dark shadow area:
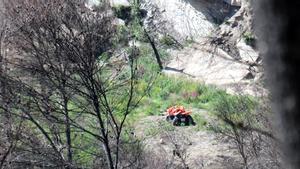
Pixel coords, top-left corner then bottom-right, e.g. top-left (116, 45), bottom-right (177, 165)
top-left (183, 0), bottom-right (240, 25)
top-left (112, 6), bottom-right (147, 24)
top-left (255, 1), bottom-right (300, 169)
top-left (164, 66), bottom-right (184, 72)
top-left (166, 114), bottom-right (196, 126)
top-left (164, 66), bottom-right (196, 78)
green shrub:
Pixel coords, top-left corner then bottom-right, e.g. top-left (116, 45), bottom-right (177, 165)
top-left (213, 94), bottom-right (257, 125)
top-left (192, 114), bottom-right (208, 131)
top-left (159, 48), bottom-right (170, 61)
top-left (112, 5), bottom-right (132, 20)
top-left (159, 35), bottom-right (175, 47)
top-left (195, 85), bottom-right (226, 109)
top-left (129, 17), bottom-right (148, 42)
top-left (141, 75), bottom-right (229, 111)
top-left (242, 31), bottom-right (256, 47)
top-left (113, 25), bottom-right (130, 46)
top-left (184, 37), bottom-right (195, 47)
top-left (113, 3), bottom-right (147, 42)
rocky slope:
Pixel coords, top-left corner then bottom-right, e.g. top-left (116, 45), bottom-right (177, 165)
top-left (141, 0), bottom-right (240, 42)
top-left (163, 40), bottom-right (265, 96)
top-left (105, 0), bottom-right (265, 95)
top-left (140, 0), bottom-right (265, 96)
top-left (135, 110), bottom-right (243, 169)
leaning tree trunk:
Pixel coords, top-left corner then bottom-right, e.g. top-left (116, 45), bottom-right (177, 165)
top-left (144, 29), bottom-right (163, 71)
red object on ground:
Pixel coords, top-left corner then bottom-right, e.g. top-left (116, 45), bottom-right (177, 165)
top-left (166, 106), bottom-right (192, 116)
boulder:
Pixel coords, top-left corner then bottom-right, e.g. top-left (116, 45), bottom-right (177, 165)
top-left (141, 0), bottom-right (231, 42)
top-left (166, 45), bottom-right (250, 85)
top-left (236, 39), bottom-right (259, 64)
top-left (109, 0), bottom-right (130, 7)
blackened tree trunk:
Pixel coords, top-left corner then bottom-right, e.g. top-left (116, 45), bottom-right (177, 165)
top-left (145, 29), bottom-right (163, 71)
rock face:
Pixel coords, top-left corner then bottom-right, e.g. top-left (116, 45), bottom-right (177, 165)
top-left (141, 0), bottom-right (234, 42)
top-left (163, 41), bottom-right (265, 96)
top-left (109, 0), bottom-right (130, 6)
top-left (211, 0), bottom-right (254, 59)
top-left (236, 39), bottom-right (259, 64)
top-left (144, 0), bottom-right (264, 95)
top-left (107, 0), bottom-right (264, 95)
top-left (165, 44), bottom-right (249, 85)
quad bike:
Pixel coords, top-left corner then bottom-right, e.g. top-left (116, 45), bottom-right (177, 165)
top-left (166, 106), bottom-right (196, 126)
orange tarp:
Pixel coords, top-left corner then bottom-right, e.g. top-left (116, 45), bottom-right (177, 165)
top-left (166, 106), bottom-right (191, 116)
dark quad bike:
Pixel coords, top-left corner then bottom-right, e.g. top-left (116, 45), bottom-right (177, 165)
top-left (166, 114), bottom-right (196, 126)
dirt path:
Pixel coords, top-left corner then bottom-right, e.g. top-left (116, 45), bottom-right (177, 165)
top-left (135, 110), bottom-right (243, 169)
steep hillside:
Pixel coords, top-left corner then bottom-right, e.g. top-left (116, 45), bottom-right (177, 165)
top-left (138, 0), bottom-right (264, 95)
top-left (0, 1), bottom-right (280, 169)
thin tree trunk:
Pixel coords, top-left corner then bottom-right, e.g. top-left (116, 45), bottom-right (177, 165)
top-left (103, 139), bottom-right (114, 169)
top-left (134, 0), bottom-right (163, 71)
top-left (144, 29), bottom-right (163, 71)
top-left (0, 30), bottom-right (12, 169)
top-left (0, 143), bottom-right (13, 169)
top-left (92, 92), bottom-right (114, 169)
top-left (63, 95), bottom-right (72, 164)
